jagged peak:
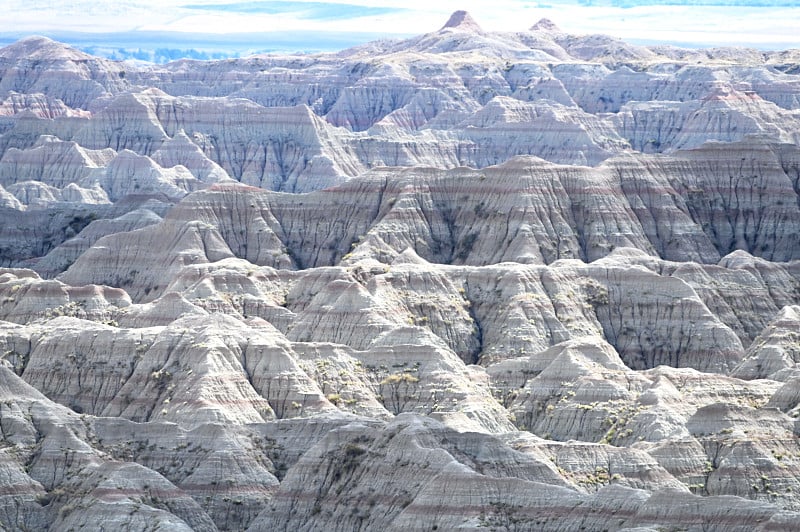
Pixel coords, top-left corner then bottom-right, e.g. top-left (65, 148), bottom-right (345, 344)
top-left (440, 10), bottom-right (483, 33)
top-left (530, 18), bottom-right (562, 33)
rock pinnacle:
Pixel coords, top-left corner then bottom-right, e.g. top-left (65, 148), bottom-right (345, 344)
top-left (530, 18), bottom-right (562, 32)
top-left (440, 10), bottom-right (483, 32)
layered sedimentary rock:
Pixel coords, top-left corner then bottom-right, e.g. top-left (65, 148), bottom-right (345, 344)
top-left (57, 143), bottom-right (800, 303)
top-left (0, 36), bottom-right (128, 109)
top-left (1, 10), bottom-right (800, 532)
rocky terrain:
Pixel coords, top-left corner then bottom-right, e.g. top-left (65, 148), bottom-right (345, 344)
top-left (1, 9), bottom-right (800, 531)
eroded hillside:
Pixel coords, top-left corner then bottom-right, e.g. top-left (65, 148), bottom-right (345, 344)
top-left (1, 10), bottom-right (800, 532)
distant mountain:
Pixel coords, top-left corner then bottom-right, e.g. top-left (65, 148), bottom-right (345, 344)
top-left (0, 29), bottom-right (412, 64)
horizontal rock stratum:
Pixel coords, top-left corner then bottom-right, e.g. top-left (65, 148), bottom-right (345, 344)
top-left (1, 10), bottom-right (800, 532)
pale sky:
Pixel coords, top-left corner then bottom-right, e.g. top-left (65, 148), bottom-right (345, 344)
top-left (2, 0), bottom-right (799, 50)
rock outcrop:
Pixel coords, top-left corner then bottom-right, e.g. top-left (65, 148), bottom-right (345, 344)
top-left (1, 9), bottom-right (800, 532)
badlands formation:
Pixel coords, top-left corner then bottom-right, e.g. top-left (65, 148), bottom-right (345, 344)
top-left (2, 10), bottom-right (800, 531)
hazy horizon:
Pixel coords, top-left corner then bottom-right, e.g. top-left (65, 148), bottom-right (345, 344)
top-left (2, 0), bottom-right (798, 62)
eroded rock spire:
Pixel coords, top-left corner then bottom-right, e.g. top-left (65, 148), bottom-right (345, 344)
top-left (530, 18), bottom-right (562, 32)
top-left (440, 10), bottom-right (483, 32)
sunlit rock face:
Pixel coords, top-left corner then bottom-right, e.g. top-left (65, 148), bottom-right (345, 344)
top-left (1, 10), bottom-right (800, 531)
